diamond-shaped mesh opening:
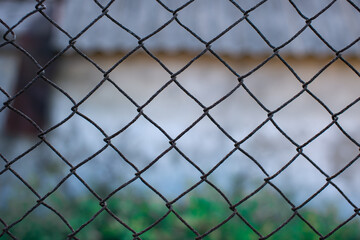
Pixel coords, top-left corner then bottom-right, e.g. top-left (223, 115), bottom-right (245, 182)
top-left (140, 148), bottom-right (203, 199)
top-left (240, 121), bottom-right (296, 175)
top-left (110, 115), bottom-right (170, 170)
top-left (296, 184), bottom-right (357, 237)
top-left (246, 0), bottom-right (306, 48)
top-left (143, 20), bottom-right (205, 58)
top-left (76, 80), bottom-right (139, 134)
top-left (235, 184), bottom-right (294, 237)
top-left (45, 114), bottom-right (107, 165)
top-left (303, 125), bottom-right (359, 176)
top-left (107, 0), bottom-right (174, 38)
top-left (106, 49), bottom-right (172, 105)
top-left (272, 92), bottom-right (331, 144)
top-left (70, 11), bottom-right (139, 54)
top-left (175, 117), bottom-right (235, 172)
top-left (175, 51), bottom-right (239, 106)
top-left (309, 0), bottom-right (360, 52)
top-left (170, 183), bottom-right (233, 236)
top-left (56, 0), bottom-right (108, 37)
top-left (144, 82), bottom-right (204, 137)
top-left (270, 154), bottom-right (327, 206)
top-left (278, 27), bottom-right (333, 56)
top-left (176, 0), bottom-right (243, 42)
top-left (103, 179), bottom-right (170, 232)
top-left (267, 214), bottom-right (321, 239)
top-left (43, 176), bottom-right (103, 230)
top-left (53, 52), bottom-right (106, 102)
top-left (206, 149), bottom-right (266, 204)
top-left (75, 146), bottom-right (137, 197)
top-left (307, 59), bottom-right (360, 113)
top-left (209, 84), bottom-right (267, 140)
top-left (327, 156), bottom-right (360, 206)
top-left (7, 204), bottom-right (72, 239)
top-left (70, 209), bottom-right (134, 240)
top-left (201, 213), bottom-right (260, 240)
top-left (1, 0), bottom-right (360, 238)
top-left (244, 56), bottom-right (302, 110)
top-left (327, 218), bottom-right (360, 240)
top-left (0, 169), bottom-right (38, 224)
top-left (290, 0), bottom-right (334, 18)
top-left (139, 211), bottom-right (199, 240)
top-left (8, 143), bottom-right (69, 196)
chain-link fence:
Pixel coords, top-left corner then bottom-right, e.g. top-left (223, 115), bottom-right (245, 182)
top-left (1, 0), bottom-right (360, 239)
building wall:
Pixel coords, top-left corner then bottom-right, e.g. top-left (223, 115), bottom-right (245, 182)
top-left (47, 52), bottom-right (360, 204)
top-left (1, 51), bottom-right (359, 207)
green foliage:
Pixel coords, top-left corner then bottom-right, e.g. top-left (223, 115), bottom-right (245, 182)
top-left (1, 189), bottom-right (359, 240)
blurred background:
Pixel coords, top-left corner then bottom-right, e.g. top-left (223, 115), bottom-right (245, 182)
top-left (1, 0), bottom-right (360, 239)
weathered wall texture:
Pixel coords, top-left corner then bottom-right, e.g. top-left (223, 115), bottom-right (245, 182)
top-left (34, 52), bottom-right (360, 206)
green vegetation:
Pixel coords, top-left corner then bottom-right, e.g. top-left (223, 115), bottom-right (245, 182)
top-left (1, 188), bottom-right (359, 240)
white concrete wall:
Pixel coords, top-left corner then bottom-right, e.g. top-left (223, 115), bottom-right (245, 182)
top-left (1, 51), bottom-right (359, 209)
top-left (47, 52), bottom-right (360, 207)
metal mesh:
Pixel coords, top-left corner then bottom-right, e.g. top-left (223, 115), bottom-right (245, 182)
top-left (1, 0), bottom-right (360, 239)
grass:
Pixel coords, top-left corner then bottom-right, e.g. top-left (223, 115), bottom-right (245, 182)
top-left (1, 186), bottom-right (359, 240)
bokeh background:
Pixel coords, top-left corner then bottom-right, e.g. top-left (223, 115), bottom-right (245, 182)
top-left (1, 0), bottom-right (360, 239)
